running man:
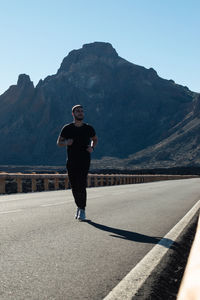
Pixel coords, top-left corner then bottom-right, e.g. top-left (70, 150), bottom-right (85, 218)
top-left (57, 105), bottom-right (98, 220)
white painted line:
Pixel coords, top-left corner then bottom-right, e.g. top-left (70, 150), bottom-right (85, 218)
top-left (0, 209), bottom-right (23, 214)
top-left (111, 191), bottom-right (125, 195)
top-left (103, 200), bottom-right (200, 300)
top-left (40, 201), bottom-right (68, 207)
top-left (0, 190), bottom-right (71, 203)
top-left (88, 195), bottom-right (105, 199)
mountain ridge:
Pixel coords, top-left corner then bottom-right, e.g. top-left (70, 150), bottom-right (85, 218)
top-left (0, 42), bottom-right (199, 169)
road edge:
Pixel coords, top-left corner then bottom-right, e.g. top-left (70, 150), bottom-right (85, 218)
top-left (103, 200), bottom-right (200, 300)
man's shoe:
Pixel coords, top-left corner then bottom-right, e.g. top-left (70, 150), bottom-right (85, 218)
top-left (78, 209), bottom-right (86, 221)
top-left (75, 208), bottom-right (80, 219)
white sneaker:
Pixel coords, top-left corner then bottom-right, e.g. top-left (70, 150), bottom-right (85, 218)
top-left (75, 208), bottom-right (80, 219)
top-left (78, 209), bottom-right (86, 221)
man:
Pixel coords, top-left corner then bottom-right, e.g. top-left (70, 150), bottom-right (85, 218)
top-left (57, 105), bottom-right (98, 221)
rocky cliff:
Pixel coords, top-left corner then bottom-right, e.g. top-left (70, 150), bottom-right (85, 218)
top-left (0, 42), bottom-right (199, 168)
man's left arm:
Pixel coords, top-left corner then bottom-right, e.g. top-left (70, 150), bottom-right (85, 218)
top-left (91, 135), bottom-right (98, 149)
top-left (87, 135), bottom-right (98, 153)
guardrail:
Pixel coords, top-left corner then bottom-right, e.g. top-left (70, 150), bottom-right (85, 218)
top-left (0, 173), bottom-right (198, 195)
top-left (177, 214), bottom-right (200, 300)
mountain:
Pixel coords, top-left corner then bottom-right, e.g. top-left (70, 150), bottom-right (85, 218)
top-left (124, 94), bottom-right (200, 169)
top-left (91, 94), bottom-right (200, 170)
top-left (0, 42), bottom-right (199, 169)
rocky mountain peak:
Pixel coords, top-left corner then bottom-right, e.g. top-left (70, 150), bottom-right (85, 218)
top-left (57, 42), bottom-right (118, 73)
top-left (82, 42), bottom-right (118, 57)
top-left (17, 74), bottom-right (34, 89)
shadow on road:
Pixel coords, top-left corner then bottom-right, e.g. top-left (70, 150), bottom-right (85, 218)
top-left (85, 220), bottom-right (177, 249)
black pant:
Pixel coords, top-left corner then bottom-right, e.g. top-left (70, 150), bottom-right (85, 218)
top-left (67, 162), bottom-right (89, 210)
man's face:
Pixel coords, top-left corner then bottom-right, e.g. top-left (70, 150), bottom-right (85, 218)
top-left (73, 107), bottom-right (84, 121)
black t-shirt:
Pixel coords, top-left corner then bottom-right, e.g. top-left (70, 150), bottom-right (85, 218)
top-left (60, 123), bottom-right (96, 165)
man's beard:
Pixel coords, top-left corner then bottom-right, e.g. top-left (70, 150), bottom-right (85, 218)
top-left (75, 116), bottom-right (84, 121)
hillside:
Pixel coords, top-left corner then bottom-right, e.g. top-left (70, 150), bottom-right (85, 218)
top-left (0, 42), bottom-right (199, 168)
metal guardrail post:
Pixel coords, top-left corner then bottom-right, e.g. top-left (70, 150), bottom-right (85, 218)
top-left (44, 178), bottom-right (49, 191)
top-left (110, 175), bottom-right (114, 186)
top-left (105, 175), bottom-right (109, 186)
top-left (32, 178), bottom-right (37, 192)
top-left (94, 175), bottom-right (98, 187)
top-left (65, 177), bottom-right (69, 189)
top-left (0, 177), bottom-right (5, 194)
top-left (17, 178), bottom-right (22, 193)
top-left (100, 175), bottom-right (104, 186)
top-left (87, 175), bottom-right (91, 188)
top-left (54, 178), bottom-right (59, 190)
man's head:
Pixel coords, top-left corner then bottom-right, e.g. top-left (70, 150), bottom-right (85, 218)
top-left (72, 104), bottom-right (84, 121)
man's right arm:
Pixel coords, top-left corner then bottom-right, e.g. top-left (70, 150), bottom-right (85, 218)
top-left (57, 135), bottom-right (74, 147)
top-left (57, 135), bottom-right (67, 147)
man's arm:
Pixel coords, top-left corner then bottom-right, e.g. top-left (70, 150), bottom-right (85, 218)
top-left (57, 135), bottom-right (73, 147)
top-left (91, 135), bottom-right (98, 149)
top-left (87, 135), bottom-right (98, 153)
top-left (57, 135), bottom-right (66, 147)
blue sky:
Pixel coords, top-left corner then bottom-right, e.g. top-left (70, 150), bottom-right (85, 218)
top-left (0, 0), bottom-right (199, 95)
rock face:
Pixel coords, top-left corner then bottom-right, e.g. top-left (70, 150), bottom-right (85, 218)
top-left (0, 41), bottom-right (199, 168)
top-left (123, 95), bottom-right (200, 169)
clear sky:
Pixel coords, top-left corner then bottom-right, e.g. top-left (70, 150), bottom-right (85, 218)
top-left (0, 0), bottom-right (199, 95)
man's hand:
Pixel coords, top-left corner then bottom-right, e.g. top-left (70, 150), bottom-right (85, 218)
top-left (87, 135), bottom-right (98, 153)
top-left (57, 136), bottom-right (73, 147)
top-left (66, 139), bottom-right (73, 146)
top-left (87, 146), bottom-right (94, 153)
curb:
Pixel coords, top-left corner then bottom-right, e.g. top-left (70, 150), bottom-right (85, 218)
top-left (177, 210), bottom-right (200, 299)
top-left (103, 200), bottom-right (200, 300)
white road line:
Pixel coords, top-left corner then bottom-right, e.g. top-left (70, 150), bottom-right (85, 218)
top-left (88, 195), bottom-right (105, 199)
top-left (40, 201), bottom-right (68, 207)
top-left (104, 199), bottom-right (200, 300)
top-left (111, 191), bottom-right (126, 195)
top-left (0, 190), bottom-right (71, 203)
top-left (0, 209), bottom-right (23, 214)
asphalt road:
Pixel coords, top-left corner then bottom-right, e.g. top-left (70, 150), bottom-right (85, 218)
top-left (0, 178), bottom-right (200, 300)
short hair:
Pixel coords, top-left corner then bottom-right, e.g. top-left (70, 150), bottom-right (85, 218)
top-left (72, 104), bottom-right (83, 113)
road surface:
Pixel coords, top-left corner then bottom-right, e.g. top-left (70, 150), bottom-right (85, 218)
top-left (0, 178), bottom-right (200, 299)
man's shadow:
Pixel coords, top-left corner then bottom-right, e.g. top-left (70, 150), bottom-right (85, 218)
top-left (85, 220), bottom-right (177, 249)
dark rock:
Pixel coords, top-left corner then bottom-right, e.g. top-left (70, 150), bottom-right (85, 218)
top-left (58, 42), bottom-right (118, 73)
top-left (193, 94), bottom-right (200, 117)
top-left (17, 74), bottom-right (34, 89)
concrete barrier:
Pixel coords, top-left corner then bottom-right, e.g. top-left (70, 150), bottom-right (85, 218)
top-left (0, 172), bottom-right (198, 194)
top-left (177, 214), bottom-right (200, 300)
